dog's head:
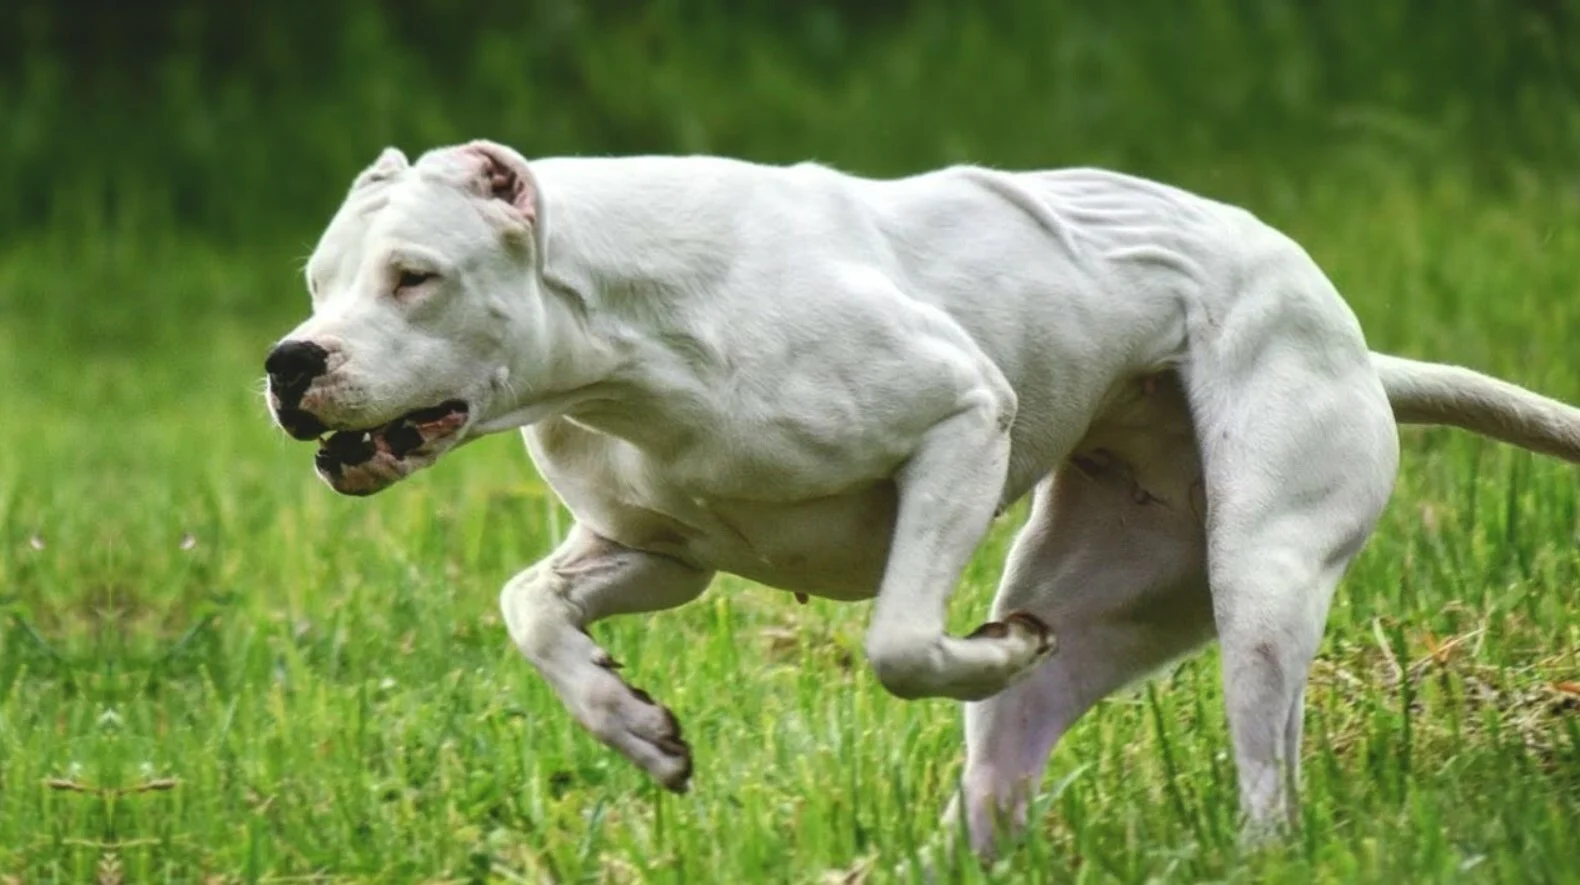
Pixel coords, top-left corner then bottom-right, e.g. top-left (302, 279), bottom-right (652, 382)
top-left (265, 141), bottom-right (568, 495)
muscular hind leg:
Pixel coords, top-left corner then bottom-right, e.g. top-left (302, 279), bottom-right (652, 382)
top-left (1185, 317), bottom-right (1400, 836)
top-left (953, 333), bottom-right (1401, 855)
top-left (958, 613), bottom-right (1211, 858)
top-left (956, 443), bottom-right (1213, 858)
top-left (1208, 505), bottom-right (1389, 836)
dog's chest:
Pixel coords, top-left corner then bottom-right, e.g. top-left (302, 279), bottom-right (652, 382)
top-left (525, 419), bottom-right (898, 599)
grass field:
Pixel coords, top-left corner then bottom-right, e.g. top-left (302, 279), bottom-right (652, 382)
top-left (1, 159), bottom-right (1577, 883)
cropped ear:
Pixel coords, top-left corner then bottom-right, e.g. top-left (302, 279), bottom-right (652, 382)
top-left (460, 140), bottom-right (538, 226)
top-left (352, 147), bottom-right (409, 190)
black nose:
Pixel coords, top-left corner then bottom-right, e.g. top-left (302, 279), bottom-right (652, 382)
top-left (265, 340), bottom-right (329, 390)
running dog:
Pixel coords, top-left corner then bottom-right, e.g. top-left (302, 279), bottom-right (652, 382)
top-left (265, 141), bottom-right (1580, 857)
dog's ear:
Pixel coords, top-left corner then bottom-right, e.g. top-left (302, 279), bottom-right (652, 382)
top-left (461, 140), bottom-right (538, 227)
top-left (351, 147), bottom-right (409, 190)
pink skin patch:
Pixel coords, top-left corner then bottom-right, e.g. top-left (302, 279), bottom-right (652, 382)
top-left (463, 141), bottom-right (538, 224)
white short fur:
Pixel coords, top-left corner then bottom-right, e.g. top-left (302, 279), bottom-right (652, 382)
top-left (270, 141), bottom-right (1580, 859)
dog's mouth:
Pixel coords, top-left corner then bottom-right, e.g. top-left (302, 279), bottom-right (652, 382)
top-left (311, 399), bottom-right (470, 496)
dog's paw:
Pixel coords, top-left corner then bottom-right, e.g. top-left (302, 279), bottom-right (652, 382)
top-left (966, 610), bottom-right (1057, 661)
top-left (582, 663), bottom-right (693, 792)
top-left (945, 610), bottom-right (1057, 697)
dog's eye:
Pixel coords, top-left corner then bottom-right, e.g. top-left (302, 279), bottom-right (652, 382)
top-left (395, 270), bottom-right (437, 293)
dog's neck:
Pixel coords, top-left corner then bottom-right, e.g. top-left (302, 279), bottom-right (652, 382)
top-left (493, 159), bottom-right (747, 447)
top-left (529, 157), bottom-right (743, 313)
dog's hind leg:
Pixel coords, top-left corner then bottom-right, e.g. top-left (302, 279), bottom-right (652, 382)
top-left (954, 449), bottom-right (1212, 860)
top-left (500, 525), bottom-right (713, 792)
top-left (1182, 289), bottom-right (1400, 836)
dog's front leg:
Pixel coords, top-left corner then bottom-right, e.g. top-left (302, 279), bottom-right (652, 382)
top-left (864, 399), bottom-right (1056, 701)
top-left (500, 524), bottom-right (713, 791)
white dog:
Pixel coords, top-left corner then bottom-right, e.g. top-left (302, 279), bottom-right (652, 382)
top-left (266, 141), bottom-right (1580, 858)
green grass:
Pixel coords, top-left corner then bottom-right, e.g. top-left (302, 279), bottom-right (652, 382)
top-left (3, 165), bottom-right (1579, 881)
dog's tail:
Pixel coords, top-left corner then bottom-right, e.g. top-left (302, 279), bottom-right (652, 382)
top-left (1372, 353), bottom-right (1580, 463)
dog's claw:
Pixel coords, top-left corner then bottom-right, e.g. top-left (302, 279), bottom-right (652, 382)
top-left (656, 731), bottom-right (695, 793)
top-left (649, 713), bottom-right (693, 793)
top-left (661, 740), bottom-right (694, 793)
top-left (1002, 610), bottom-right (1057, 656)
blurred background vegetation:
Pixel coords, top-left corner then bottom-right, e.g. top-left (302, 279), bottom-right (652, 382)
top-left (3, 0), bottom-right (1577, 244)
top-left (0, 0), bottom-right (1573, 364)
